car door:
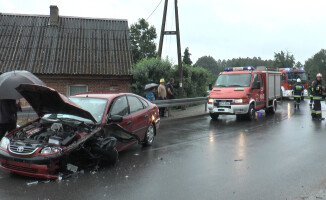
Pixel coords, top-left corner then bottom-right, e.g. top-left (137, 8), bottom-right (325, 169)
top-left (109, 95), bottom-right (133, 133)
top-left (257, 73), bottom-right (265, 109)
top-left (127, 95), bottom-right (148, 140)
top-left (252, 73), bottom-right (262, 109)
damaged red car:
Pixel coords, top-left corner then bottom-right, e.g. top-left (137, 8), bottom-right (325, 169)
top-left (0, 84), bottom-right (160, 179)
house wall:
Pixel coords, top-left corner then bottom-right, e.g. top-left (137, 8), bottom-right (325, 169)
top-left (37, 74), bottom-right (132, 96)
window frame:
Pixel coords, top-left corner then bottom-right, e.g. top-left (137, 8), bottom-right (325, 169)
top-left (68, 84), bottom-right (88, 96)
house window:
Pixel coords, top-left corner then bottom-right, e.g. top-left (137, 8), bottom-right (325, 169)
top-left (68, 85), bottom-right (88, 96)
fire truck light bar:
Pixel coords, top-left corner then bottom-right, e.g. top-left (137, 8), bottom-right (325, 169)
top-left (224, 66), bottom-right (255, 72)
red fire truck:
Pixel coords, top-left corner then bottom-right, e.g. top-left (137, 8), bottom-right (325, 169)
top-left (208, 67), bottom-right (282, 120)
top-left (278, 68), bottom-right (308, 98)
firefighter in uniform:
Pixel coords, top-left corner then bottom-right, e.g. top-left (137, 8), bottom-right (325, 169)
top-left (309, 80), bottom-right (315, 108)
top-left (311, 73), bottom-right (324, 120)
top-left (292, 78), bottom-right (304, 109)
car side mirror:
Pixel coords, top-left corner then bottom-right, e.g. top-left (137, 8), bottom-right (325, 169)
top-left (209, 84), bottom-right (212, 90)
top-left (107, 115), bottom-right (123, 123)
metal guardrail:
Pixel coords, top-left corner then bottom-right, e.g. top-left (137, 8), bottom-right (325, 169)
top-left (18, 97), bottom-right (209, 119)
top-left (152, 97), bottom-right (208, 117)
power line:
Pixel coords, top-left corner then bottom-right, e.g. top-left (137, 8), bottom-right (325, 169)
top-left (146, 0), bottom-right (163, 20)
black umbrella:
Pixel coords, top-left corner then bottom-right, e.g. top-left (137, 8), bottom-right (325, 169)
top-left (144, 83), bottom-right (159, 91)
top-left (0, 70), bottom-right (45, 99)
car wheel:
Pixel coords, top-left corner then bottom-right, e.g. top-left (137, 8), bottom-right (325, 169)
top-left (210, 113), bottom-right (219, 120)
top-left (143, 123), bottom-right (155, 146)
top-left (247, 104), bottom-right (256, 120)
top-left (270, 100), bottom-right (277, 114)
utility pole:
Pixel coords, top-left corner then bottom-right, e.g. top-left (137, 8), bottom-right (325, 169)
top-left (158, 0), bottom-right (184, 98)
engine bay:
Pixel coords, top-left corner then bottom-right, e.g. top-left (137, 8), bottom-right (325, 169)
top-left (12, 119), bottom-right (93, 146)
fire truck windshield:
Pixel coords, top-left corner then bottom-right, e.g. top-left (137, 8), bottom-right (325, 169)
top-left (286, 72), bottom-right (306, 83)
top-left (215, 74), bottom-right (252, 87)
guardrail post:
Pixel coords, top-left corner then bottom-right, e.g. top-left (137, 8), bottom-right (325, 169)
top-left (168, 107), bottom-right (171, 117)
top-left (205, 102), bottom-right (207, 112)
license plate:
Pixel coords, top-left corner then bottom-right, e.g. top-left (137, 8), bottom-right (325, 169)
top-left (218, 109), bottom-right (225, 111)
top-left (219, 102), bottom-right (230, 106)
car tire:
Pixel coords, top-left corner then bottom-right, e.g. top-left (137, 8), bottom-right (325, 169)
top-left (210, 113), bottom-right (219, 120)
top-left (143, 123), bottom-right (155, 146)
top-left (247, 104), bottom-right (256, 120)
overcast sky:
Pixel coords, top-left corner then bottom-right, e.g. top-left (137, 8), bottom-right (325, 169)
top-left (1, 0), bottom-right (326, 65)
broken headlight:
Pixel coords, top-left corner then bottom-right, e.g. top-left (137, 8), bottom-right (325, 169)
top-left (40, 146), bottom-right (62, 154)
top-left (0, 137), bottom-right (10, 150)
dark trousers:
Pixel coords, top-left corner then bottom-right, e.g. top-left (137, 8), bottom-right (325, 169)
top-left (294, 97), bottom-right (301, 105)
top-left (159, 97), bottom-right (166, 117)
top-left (310, 96), bottom-right (313, 106)
top-left (0, 122), bottom-right (16, 138)
top-left (312, 99), bottom-right (322, 119)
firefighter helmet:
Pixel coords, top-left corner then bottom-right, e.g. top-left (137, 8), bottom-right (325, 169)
top-left (297, 78), bottom-right (301, 83)
top-left (317, 73), bottom-right (322, 78)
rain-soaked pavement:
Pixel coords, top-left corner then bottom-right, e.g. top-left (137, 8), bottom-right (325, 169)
top-left (2, 99), bottom-right (326, 200)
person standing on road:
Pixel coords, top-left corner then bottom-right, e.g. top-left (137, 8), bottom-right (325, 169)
top-left (309, 80), bottom-right (315, 108)
top-left (0, 100), bottom-right (21, 138)
top-left (311, 73), bottom-right (324, 120)
top-left (166, 78), bottom-right (175, 99)
top-left (158, 78), bottom-right (167, 117)
top-left (292, 78), bottom-right (304, 109)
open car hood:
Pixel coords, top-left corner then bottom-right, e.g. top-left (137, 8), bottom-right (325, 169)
top-left (16, 84), bottom-right (96, 123)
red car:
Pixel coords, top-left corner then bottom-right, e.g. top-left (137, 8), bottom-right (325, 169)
top-left (0, 84), bottom-right (160, 179)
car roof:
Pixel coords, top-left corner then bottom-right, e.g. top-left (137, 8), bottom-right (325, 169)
top-left (71, 93), bottom-right (140, 100)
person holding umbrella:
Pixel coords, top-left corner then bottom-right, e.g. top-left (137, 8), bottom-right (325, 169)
top-left (0, 100), bottom-right (21, 137)
top-left (144, 83), bottom-right (159, 102)
top-left (0, 70), bottom-right (45, 137)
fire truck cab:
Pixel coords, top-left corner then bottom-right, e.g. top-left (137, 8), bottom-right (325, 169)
top-left (208, 67), bottom-right (282, 120)
top-left (279, 68), bottom-right (308, 98)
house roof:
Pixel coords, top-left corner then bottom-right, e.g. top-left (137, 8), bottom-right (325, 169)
top-left (0, 12), bottom-right (133, 75)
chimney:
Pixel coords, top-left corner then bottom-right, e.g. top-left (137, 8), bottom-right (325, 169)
top-left (49, 5), bottom-right (59, 25)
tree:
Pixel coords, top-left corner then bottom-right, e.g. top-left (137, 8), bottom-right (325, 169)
top-left (131, 57), bottom-right (172, 95)
top-left (183, 47), bottom-right (192, 65)
top-left (304, 49), bottom-right (326, 81)
top-left (130, 18), bottom-right (157, 64)
top-left (194, 56), bottom-right (220, 74)
top-left (273, 51), bottom-right (295, 68)
top-left (295, 61), bottom-right (303, 68)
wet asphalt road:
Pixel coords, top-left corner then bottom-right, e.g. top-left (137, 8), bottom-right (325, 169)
top-left (2, 100), bottom-right (326, 200)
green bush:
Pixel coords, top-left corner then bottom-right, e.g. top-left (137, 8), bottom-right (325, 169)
top-left (131, 57), bottom-right (172, 96)
top-left (170, 64), bottom-right (210, 98)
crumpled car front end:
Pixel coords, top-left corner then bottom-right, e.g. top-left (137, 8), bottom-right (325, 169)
top-left (0, 119), bottom-right (98, 179)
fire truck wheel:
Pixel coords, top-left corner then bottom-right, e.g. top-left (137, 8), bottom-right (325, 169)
top-left (210, 113), bottom-right (219, 120)
top-left (247, 104), bottom-right (256, 120)
top-left (270, 100), bottom-right (277, 114)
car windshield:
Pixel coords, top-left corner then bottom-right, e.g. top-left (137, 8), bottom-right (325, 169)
top-left (215, 74), bottom-right (252, 87)
top-left (42, 97), bottom-right (108, 123)
top-left (287, 72), bottom-right (307, 83)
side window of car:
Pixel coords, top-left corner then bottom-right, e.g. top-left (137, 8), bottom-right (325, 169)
top-left (258, 74), bottom-right (263, 88)
top-left (128, 96), bottom-right (144, 113)
top-left (139, 98), bottom-right (148, 108)
top-left (252, 73), bottom-right (258, 87)
top-left (110, 96), bottom-right (129, 117)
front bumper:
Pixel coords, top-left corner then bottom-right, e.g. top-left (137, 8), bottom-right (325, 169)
top-left (208, 104), bottom-right (249, 115)
top-left (0, 149), bottom-right (61, 179)
top-left (0, 158), bottom-right (58, 179)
